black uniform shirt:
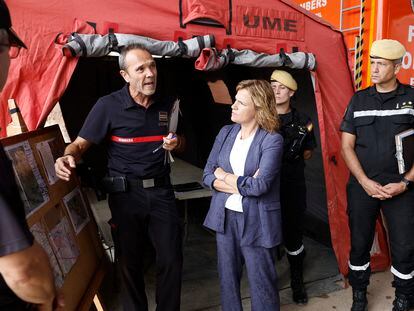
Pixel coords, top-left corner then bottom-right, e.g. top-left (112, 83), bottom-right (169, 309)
top-left (279, 108), bottom-right (317, 179)
top-left (340, 83), bottom-right (414, 183)
top-left (79, 84), bottom-right (175, 179)
top-left (0, 145), bottom-right (33, 306)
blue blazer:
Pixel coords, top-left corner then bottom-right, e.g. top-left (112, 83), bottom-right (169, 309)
top-left (203, 124), bottom-right (284, 248)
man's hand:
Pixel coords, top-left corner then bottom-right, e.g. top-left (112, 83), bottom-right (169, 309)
top-left (54, 155), bottom-right (76, 181)
top-left (360, 178), bottom-right (392, 200)
top-left (54, 137), bottom-right (91, 181)
top-left (382, 182), bottom-right (407, 197)
top-left (162, 133), bottom-right (178, 151)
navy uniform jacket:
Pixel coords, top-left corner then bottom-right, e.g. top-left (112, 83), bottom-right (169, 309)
top-left (0, 145), bottom-right (33, 307)
top-left (203, 124), bottom-right (284, 248)
top-left (79, 84), bottom-right (176, 179)
top-left (279, 107), bottom-right (317, 181)
top-left (340, 83), bottom-right (414, 184)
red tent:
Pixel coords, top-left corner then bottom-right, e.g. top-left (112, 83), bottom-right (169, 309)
top-left (1, 0), bottom-right (390, 277)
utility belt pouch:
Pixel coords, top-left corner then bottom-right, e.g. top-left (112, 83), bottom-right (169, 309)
top-left (101, 176), bottom-right (128, 193)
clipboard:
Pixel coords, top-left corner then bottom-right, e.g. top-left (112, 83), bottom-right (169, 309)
top-left (395, 128), bottom-right (414, 174)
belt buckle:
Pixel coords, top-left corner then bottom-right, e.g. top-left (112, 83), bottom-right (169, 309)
top-left (142, 178), bottom-right (155, 188)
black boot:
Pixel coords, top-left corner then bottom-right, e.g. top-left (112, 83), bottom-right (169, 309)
top-left (287, 252), bottom-right (308, 304)
top-left (351, 289), bottom-right (368, 311)
top-left (392, 275), bottom-right (414, 310)
top-left (392, 294), bottom-right (411, 311)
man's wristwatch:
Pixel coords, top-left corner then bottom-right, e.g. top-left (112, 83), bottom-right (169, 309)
top-left (401, 177), bottom-right (412, 189)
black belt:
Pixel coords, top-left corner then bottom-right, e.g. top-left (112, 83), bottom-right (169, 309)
top-left (101, 175), bottom-right (171, 193)
top-left (127, 175), bottom-right (171, 189)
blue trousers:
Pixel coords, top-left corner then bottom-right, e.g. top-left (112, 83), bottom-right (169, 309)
top-left (216, 209), bottom-right (280, 311)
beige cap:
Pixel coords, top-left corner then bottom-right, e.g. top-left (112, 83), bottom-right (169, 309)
top-left (270, 70), bottom-right (297, 91)
top-left (370, 39), bottom-right (406, 60)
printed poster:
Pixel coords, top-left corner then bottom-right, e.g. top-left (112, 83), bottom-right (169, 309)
top-left (5, 141), bottom-right (49, 217)
top-left (36, 138), bottom-right (61, 185)
top-left (48, 216), bottom-right (80, 275)
top-left (30, 222), bottom-right (64, 288)
top-left (63, 187), bottom-right (90, 235)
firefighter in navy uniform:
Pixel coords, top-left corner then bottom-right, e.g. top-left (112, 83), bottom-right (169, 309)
top-left (55, 44), bottom-right (184, 311)
top-left (270, 70), bottom-right (317, 304)
top-left (0, 2), bottom-right (64, 310)
top-left (341, 39), bottom-right (414, 311)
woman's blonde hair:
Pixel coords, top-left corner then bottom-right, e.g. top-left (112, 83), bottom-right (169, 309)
top-left (235, 79), bottom-right (280, 133)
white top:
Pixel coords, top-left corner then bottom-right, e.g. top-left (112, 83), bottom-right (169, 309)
top-left (225, 130), bottom-right (255, 212)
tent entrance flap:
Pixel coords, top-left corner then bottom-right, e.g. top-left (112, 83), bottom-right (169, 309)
top-left (294, 72), bottom-right (330, 246)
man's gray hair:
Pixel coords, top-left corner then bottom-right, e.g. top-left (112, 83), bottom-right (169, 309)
top-left (118, 43), bottom-right (151, 70)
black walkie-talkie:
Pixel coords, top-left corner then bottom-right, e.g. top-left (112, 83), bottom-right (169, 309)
top-left (285, 122), bottom-right (313, 161)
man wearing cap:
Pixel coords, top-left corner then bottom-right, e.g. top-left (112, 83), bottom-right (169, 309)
top-left (341, 39), bottom-right (414, 311)
top-left (0, 1), bottom-right (63, 310)
top-left (270, 70), bottom-right (317, 304)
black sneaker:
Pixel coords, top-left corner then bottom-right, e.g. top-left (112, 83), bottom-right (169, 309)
top-left (351, 289), bottom-right (368, 311)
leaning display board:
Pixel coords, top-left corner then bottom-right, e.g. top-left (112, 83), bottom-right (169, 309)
top-left (0, 125), bottom-right (107, 311)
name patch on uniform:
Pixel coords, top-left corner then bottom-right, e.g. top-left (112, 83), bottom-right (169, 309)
top-left (159, 111), bottom-right (168, 122)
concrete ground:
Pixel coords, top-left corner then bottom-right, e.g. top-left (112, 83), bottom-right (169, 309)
top-left (281, 270), bottom-right (395, 311)
top-left (87, 190), bottom-right (396, 311)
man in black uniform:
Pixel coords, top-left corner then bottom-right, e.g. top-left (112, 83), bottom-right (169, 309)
top-left (0, 1), bottom-right (63, 310)
top-left (270, 70), bottom-right (317, 304)
top-left (341, 39), bottom-right (414, 311)
top-left (55, 44), bottom-right (184, 311)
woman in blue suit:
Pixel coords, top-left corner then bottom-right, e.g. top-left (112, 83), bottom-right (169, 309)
top-left (203, 79), bottom-right (283, 311)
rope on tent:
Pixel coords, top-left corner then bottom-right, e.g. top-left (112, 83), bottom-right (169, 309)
top-left (62, 33), bottom-right (215, 58)
top-left (194, 47), bottom-right (316, 71)
top-left (62, 33), bottom-right (316, 71)
top-left (354, 0), bottom-right (366, 90)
